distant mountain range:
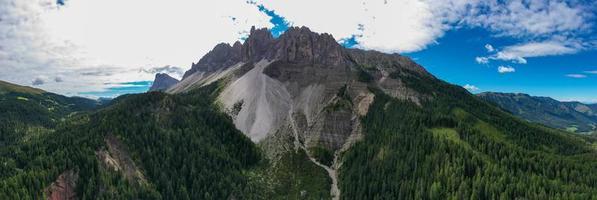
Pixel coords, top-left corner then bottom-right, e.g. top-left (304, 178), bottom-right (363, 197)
top-left (477, 92), bottom-right (597, 133)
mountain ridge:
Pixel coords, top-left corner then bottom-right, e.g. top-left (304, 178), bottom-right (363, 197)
top-left (477, 92), bottom-right (597, 133)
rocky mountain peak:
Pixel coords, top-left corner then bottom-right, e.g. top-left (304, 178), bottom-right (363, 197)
top-left (241, 26), bottom-right (275, 62)
top-left (238, 26), bottom-right (346, 65)
top-left (182, 42), bottom-right (243, 79)
top-left (271, 26), bottom-right (344, 65)
top-left (180, 25), bottom-right (429, 83)
top-left (149, 73), bottom-right (179, 92)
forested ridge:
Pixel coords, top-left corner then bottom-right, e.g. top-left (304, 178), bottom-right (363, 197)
top-left (2, 69), bottom-right (597, 199)
top-left (0, 81), bottom-right (100, 146)
top-left (0, 82), bottom-right (264, 199)
top-left (340, 71), bottom-right (597, 199)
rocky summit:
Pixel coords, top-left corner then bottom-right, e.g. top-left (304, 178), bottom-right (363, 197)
top-left (149, 73), bottom-right (179, 92)
top-left (164, 26), bottom-right (444, 199)
top-left (170, 25), bottom-right (432, 150)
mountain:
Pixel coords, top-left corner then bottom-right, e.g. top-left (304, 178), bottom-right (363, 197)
top-left (148, 73), bottom-right (179, 92)
top-left (477, 92), bottom-right (597, 133)
top-left (0, 80), bottom-right (102, 145)
top-left (3, 27), bottom-right (597, 199)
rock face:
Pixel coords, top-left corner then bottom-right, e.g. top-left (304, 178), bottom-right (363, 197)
top-left (168, 26), bottom-right (433, 198)
top-left (45, 170), bottom-right (78, 200)
top-left (170, 25), bottom-right (432, 151)
top-left (182, 42), bottom-right (243, 79)
top-left (149, 73), bottom-right (179, 92)
top-left (478, 92), bottom-right (597, 133)
top-left (96, 135), bottom-right (148, 186)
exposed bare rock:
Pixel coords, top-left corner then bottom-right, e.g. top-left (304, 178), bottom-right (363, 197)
top-left (45, 170), bottom-right (78, 200)
top-left (182, 42), bottom-right (242, 79)
top-left (149, 73), bottom-right (179, 92)
top-left (172, 25), bottom-right (435, 156)
top-left (171, 26), bottom-right (436, 198)
top-left (356, 92), bottom-right (375, 116)
top-left (345, 48), bottom-right (429, 76)
top-left (242, 27), bottom-right (275, 62)
top-left (218, 60), bottom-right (291, 142)
top-left (270, 26), bottom-right (345, 66)
top-left (167, 62), bottom-right (244, 93)
top-left (96, 135), bottom-right (147, 186)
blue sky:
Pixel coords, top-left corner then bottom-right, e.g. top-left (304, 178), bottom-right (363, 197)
top-left (0, 0), bottom-right (595, 102)
top-left (79, 81), bottom-right (153, 97)
top-left (259, 1), bottom-right (597, 103)
top-left (405, 28), bottom-right (597, 103)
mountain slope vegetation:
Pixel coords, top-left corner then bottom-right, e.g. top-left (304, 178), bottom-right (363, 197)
top-left (0, 82), bottom-right (265, 199)
top-left (340, 78), bottom-right (597, 199)
top-left (477, 92), bottom-right (597, 134)
top-left (0, 80), bottom-right (101, 146)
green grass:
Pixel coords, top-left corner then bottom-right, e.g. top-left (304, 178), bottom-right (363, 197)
top-left (473, 121), bottom-right (506, 141)
top-left (16, 97), bottom-right (29, 101)
top-left (431, 128), bottom-right (461, 143)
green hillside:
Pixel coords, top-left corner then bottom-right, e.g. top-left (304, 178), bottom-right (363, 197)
top-left (477, 92), bottom-right (597, 133)
top-left (340, 73), bottom-right (597, 199)
top-left (0, 81), bottom-right (101, 146)
top-left (1, 71), bottom-right (597, 199)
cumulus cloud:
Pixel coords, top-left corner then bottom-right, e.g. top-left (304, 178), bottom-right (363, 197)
top-left (566, 74), bottom-right (587, 78)
top-left (254, 0), bottom-right (476, 52)
top-left (0, 0), bottom-right (272, 96)
top-left (498, 66), bottom-right (516, 73)
top-left (463, 84), bottom-right (479, 91)
top-left (462, 0), bottom-right (593, 38)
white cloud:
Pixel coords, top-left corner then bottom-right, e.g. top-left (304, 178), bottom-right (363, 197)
top-left (256, 0), bottom-right (462, 53)
top-left (566, 74), bottom-right (587, 78)
top-left (477, 40), bottom-right (581, 64)
top-left (257, 0), bottom-right (594, 59)
top-left (0, 0), bottom-right (595, 97)
top-left (497, 66), bottom-right (516, 73)
top-left (469, 1), bottom-right (594, 65)
top-left (484, 44), bottom-right (495, 52)
top-left (139, 65), bottom-right (185, 79)
top-left (475, 56), bottom-right (489, 64)
top-left (463, 84), bottom-right (479, 91)
top-left (0, 0), bottom-right (272, 95)
top-left (462, 1), bottom-right (593, 38)
top-left (585, 70), bottom-right (597, 74)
